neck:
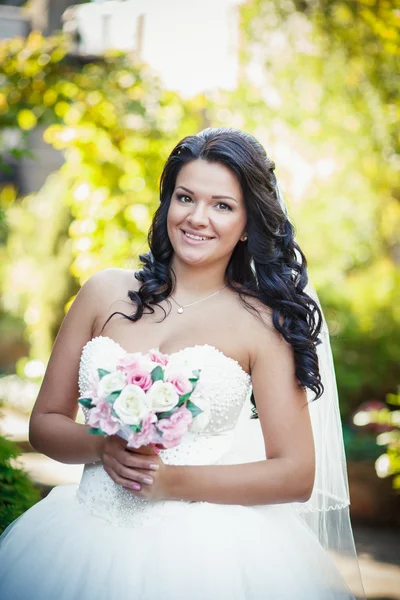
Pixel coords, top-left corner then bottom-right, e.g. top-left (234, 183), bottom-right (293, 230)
top-left (170, 256), bottom-right (227, 299)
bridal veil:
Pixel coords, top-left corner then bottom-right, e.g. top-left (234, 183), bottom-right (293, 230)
top-left (224, 180), bottom-right (366, 598)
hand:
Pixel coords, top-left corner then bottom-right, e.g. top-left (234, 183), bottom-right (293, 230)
top-left (101, 435), bottom-right (172, 500)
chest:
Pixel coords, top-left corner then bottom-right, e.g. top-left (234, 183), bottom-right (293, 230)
top-left (97, 300), bottom-right (250, 373)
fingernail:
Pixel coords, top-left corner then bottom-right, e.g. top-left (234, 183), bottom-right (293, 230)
top-left (132, 483), bottom-right (141, 490)
top-left (149, 463), bottom-right (159, 470)
top-left (143, 477), bottom-right (153, 484)
top-left (153, 448), bottom-right (160, 454)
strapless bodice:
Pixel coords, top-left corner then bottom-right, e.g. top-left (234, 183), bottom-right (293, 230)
top-left (76, 336), bottom-right (252, 527)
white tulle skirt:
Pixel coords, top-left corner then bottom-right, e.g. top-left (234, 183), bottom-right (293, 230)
top-left (0, 483), bottom-right (355, 600)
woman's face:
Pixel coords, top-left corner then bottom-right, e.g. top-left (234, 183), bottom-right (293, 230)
top-left (167, 159), bottom-right (247, 268)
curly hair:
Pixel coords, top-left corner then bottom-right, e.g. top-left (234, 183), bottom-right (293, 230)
top-left (100, 127), bottom-right (324, 415)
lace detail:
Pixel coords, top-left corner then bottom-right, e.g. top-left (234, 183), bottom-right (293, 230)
top-left (293, 489), bottom-right (350, 513)
top-left (76, 336), bottom-right (252, 528)
top-left (76, 462), bottom-right (191, 528)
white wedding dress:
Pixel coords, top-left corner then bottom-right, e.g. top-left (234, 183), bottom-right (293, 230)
top-left (0, 336), bottom-right (356, 599)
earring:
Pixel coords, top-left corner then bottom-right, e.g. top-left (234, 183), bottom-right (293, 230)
top-left (242, 236), bottom-right (248, 242)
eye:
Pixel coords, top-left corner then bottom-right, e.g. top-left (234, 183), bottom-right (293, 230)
top-left (176, 193), bottom-right (193, 203)
top-left (215, 202), bottom-right (232, 211)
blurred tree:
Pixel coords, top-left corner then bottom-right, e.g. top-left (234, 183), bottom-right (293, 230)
top-left (0, 32), bottom-right (206, 363)
top-left (2, 5), bottom-right (398, 424)
top-left (353, 388), bottom-right (400, 491)
top-left (0, 432), bottom-right (40, 534)
top-left (210, 0), bottom-right (400, 415)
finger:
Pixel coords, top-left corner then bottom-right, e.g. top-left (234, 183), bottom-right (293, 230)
top-left (126, 444), bottom-right (157, 455)
top-left (103, 444), bottom-right (132, 467)
top-left (122, 485), bottom-right (149, 498)
top-left (117, 452), bottom-right (160, 471)
top-left (103, 444), bottom-right (160, 471)
top-left (103, 464), bottom-right (142, 491)
top-left (108, 457), bottom-right (155, 485)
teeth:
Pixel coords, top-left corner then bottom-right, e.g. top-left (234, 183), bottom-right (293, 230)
top-left (184, 232), bottom-right (212, 241)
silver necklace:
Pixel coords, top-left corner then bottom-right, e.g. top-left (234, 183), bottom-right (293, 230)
top-left (170, 284), bottom-right (227, 314)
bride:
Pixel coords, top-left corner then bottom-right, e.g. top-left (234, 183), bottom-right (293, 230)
top-left (0, 127), bottom-right (363, 599)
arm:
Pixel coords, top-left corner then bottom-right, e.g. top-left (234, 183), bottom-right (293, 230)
top-left (29, 269), bottom-right (115, 464)
top-left (30, 268), bottom-right (159, 484)
top-left (162, 317), bottom-right (315, 506)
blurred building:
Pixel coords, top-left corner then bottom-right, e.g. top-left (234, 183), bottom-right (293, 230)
top-left (0, 2), bottom-right (29, 39)
top-left (0, 1), bottom-right (240, 98)
top-left (62, 1), bottom-right (145, 60)
top-left (0, 1), bottom-right (90, 193)
top-left (0, 0), bottom-right (240, 194)
top-left (61, 0), bottom-right (240, 98)
top-left (0, 0), bottom-right (87, 38)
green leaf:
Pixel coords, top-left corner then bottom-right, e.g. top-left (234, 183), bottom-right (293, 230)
top-left (87, 428), bottom-right (104, 435)
top-left (186, 400), bottom-right (204, 418)
top-left (105, 390), bottom-right (120, 403)
top-left (188, 379), bottom-right (199, 392)
top-left (156, 408), bottom-right (176, 419)
top-left (78, 397), bottom-right (93, 409)
top-left (151, 365), bottom-right (164, 382)
top-left (178, 391), bottom-right (192, 403)
top-left (97, 368), bottom-right (110, 379)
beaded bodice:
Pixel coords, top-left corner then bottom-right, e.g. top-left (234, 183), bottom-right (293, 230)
top-left (76, 336), bottom-right (252, 527)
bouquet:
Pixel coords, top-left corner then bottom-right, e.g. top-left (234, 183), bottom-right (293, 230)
top-left (78, 348), bottom-right (203, 449)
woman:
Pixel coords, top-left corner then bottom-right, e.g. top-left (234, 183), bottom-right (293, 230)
top-left (0, 127), bottom-right (362, 599)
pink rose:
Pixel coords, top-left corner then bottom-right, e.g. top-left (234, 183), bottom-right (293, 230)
top-left (126, 366), bottom-right (153, 391)
top-left (157, 405), bottom-right (193, 448)
top-left (127, 411), bottom-right (158, 449)
top-left (85, 385), bottom-right (100, 405)
top-left (88, 400), bottom-right (120, 435)
top-left (116, 354), bottom-right (141, 373)
top-left (149, 349), bottom-right (170, 366)
top-left (166, 372), bottom-right (192, 396)
top-left (86, 371), bottom-right (101, 404)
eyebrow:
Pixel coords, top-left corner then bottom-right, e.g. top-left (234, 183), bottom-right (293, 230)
top-left (176, 185), bottom-right (238, 204)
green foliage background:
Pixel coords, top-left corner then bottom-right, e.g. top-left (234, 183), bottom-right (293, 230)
top-left (230, 0), bottom-right (400, 413)
top-left (0, 0), bottom-right (399, 431)
top-left (0, 32), bottom-right (206, 361)
top-left (0, 432), bottom-right (40, 534)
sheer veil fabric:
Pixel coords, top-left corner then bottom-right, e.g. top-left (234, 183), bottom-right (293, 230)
top-left (223, 181), bottom-right (366, 599)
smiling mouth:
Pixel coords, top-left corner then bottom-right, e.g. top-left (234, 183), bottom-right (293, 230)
top-left (181, 230), bottom-right (215, 242)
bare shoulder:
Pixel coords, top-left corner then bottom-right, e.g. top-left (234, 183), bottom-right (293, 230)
top-left (88, 267), bottom-right (139, 293)
top-left (89, 268), bottom-right (139, 333)
top-left (233, 293), bottom-right (286, 366)
top-left (234, 293), bottom-right (274, 334)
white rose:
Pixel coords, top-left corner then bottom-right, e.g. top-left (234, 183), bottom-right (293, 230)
top-left (164, 357), bottom-right (193, 381)
top-left (98, 371), bottom-right (126, 398)
top-left (146, 380), bottom-right (179, 413)
top-left (120, 352), bottom-right (158, 373)
top-left (131, 354), bottom-right (157, 373)
top-left (113, 384), bottom-right (148, 425)
top-left (189, 394), bottom-right (211, 433)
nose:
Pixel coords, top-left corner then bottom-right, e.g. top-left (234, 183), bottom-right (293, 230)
top-left (186, 201), bottom-right (209, 228)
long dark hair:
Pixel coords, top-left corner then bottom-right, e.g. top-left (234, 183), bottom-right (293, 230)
top-left (101, 127), bottom-right (324, 414)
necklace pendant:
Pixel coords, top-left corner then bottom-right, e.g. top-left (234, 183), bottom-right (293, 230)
top-left (177, 307), bottom-right (184, 314)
